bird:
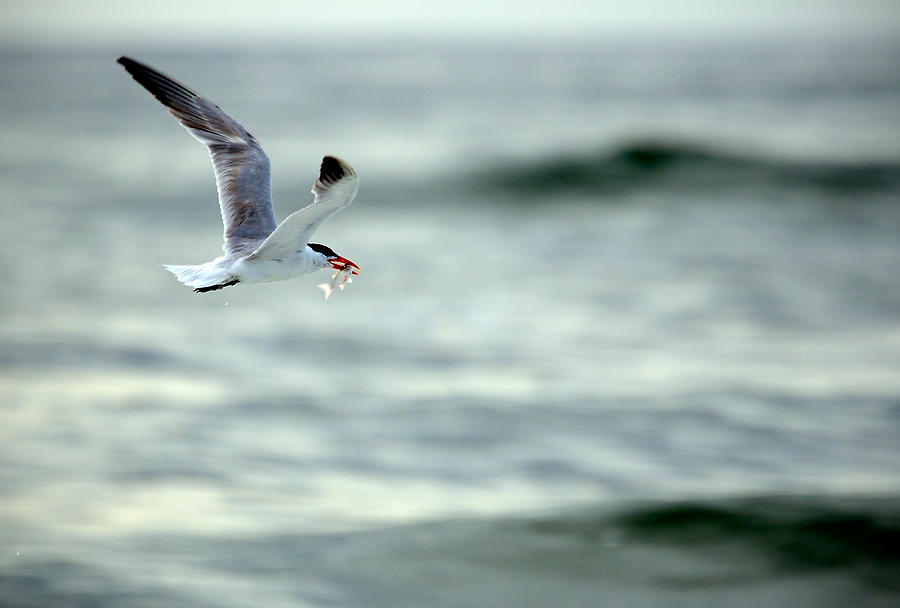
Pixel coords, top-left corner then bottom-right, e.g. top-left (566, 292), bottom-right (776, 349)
top-left (116, 56), bottom-right (360, 294)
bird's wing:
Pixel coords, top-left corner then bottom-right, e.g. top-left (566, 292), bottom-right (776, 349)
top-left (248, 156), bottom-right (358, 261)
top-left (117, 56), bottom-right (277, 256)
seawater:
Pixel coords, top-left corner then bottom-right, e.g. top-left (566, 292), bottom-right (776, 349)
top-left (1, 38), bottom-right (899, 607)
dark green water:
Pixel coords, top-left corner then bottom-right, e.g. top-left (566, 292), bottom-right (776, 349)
top-left (1, 38), bottom-right (899, 607)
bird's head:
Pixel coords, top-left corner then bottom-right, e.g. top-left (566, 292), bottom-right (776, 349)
top-left (308, 242), bottom-right (360, 275)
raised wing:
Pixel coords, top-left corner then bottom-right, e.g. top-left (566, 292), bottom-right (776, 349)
top-left (117, 56), bottom-right (277, 255)
top-left (248, 156), bottom-right (358, 260)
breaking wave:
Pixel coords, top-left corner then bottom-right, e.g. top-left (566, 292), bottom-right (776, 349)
top-left (472, 140), bottom-right (900, 199)
top-left (4, 495), bottom-right (897, 608)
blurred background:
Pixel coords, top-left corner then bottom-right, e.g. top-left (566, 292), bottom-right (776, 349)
top-left (1, 1), bottom-right (899, 606)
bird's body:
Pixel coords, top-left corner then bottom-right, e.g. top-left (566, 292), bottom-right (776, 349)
top-left (117, 56), bottom-right (360, 294)
top-left (162, 250), bottom-right (317, 293)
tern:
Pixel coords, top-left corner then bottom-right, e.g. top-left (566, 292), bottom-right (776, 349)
top-left (117, 56), bottom-right (360, 293)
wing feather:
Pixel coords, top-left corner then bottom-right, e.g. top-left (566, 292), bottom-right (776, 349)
top-left (249, 156), bottom-right (359, 260)
top-left (117, 56), bottom-right (276, 255)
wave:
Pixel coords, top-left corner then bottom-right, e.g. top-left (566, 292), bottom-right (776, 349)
top-left (472, 140), bottom-right (900, 199)
top-left (4, 495), bottom-right (897, 608)
top-left (178, 494), bottom-right (900, 594)
top-left (531, 495), bottom-right (900, 589)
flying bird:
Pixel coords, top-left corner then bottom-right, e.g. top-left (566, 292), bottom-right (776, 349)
top-left (117, 56), bottom-right (360, 294)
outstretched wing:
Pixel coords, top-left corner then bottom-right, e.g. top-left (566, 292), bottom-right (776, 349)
top-left (117, 56), bottom-right (277, 255)
top-left (248, 156), bottom-right (358, 260)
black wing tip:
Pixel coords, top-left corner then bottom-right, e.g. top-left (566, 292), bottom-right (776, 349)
top-left (116, 56), bottom-right (145, 74)
top-left (318, 156), bottom-right (355, 186)
top-left (116, 56), bottom-right (197, 101)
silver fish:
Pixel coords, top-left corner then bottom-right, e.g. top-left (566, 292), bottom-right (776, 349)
top-left (317, 266), bottom-right (355, 300)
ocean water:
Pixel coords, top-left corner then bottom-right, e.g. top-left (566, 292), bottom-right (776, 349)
top-left (1, 38), bottom-right (899, 607)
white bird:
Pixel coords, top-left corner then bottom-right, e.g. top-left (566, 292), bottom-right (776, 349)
top-left (117, 56), bottom-right (360, 293)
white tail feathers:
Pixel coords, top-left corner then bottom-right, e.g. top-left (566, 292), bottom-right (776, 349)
top-left (163, 262), bottom-right (236, 291)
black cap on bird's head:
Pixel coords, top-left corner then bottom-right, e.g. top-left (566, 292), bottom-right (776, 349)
top-left (308, 242), bottom-right (360, 275)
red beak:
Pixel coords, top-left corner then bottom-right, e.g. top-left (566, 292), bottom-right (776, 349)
top-left (330, 256), bottom-right (360, 275)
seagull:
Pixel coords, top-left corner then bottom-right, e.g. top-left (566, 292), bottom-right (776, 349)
top-left (117, 56), bottom-right (360, 293)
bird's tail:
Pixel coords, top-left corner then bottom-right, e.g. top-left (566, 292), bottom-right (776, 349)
top-left (163, 263), bottom-right (239, 293)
